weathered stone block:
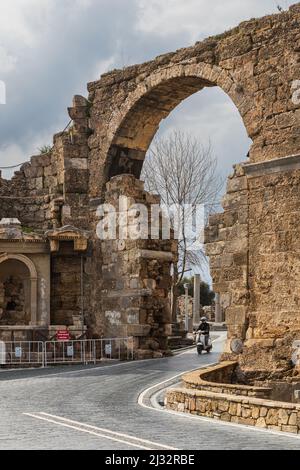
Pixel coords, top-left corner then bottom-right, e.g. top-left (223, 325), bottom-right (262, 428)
top-left (218, 401), bottom-right (229, 412)
top-left (229, 403), bottom-right (237, 415)
top-left (288, 413), bottom-right (297, 426)
top-left (256, 417), bottom-right (267, 428)
top-left (278, 409), bottom-right (289, 425)
top-left (226, 306), bottom-right (247, 326)
top-left (227, 176), bottom-right (248, 193)
top-left (281, 425), bottom-right (298, 434)
top-left (266, 409), bottom-right (279, 426)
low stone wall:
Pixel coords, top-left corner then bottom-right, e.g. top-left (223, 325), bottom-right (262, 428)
top-left (166, 388), bottom-right (300, 433)
top-left (182, 362), bottom-right (272, 398)
top-left (165, 362), bottom-right (300, 434)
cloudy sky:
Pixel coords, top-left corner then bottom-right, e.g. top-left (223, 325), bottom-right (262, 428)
top-left (0, 0), bottom-right (295, 183)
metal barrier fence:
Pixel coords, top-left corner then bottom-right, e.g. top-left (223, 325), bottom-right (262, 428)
top-left (0, 341), bottom-right (44, 366)
top-left (0, 337), bottom-right (134, 368)
top-left (44, 338), bottom-right (134, 366)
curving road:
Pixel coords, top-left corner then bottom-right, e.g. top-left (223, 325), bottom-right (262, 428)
top-left (0, 333), bottom-right (299, 450)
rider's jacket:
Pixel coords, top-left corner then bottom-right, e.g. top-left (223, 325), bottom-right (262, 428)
top-left (197, 322), bottom-right (210, 335)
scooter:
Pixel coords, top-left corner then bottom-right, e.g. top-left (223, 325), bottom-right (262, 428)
top-left (195, 331), bottom-right (212, 355)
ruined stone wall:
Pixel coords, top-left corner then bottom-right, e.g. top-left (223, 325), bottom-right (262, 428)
top-left (50, 242), bottom-right (84, 326)
top-left (205, 164), bottom-right (250, 359)
top-left (206, 156), bottom-right (300, 377)
top-left (97, 174), bottom-right (174, 357)
top-left (245, 162), bottom-right (300, 375)
top-left (0, 148), bottom-right (62, 230)
top-left (0, 96), bottom-right (90, 232)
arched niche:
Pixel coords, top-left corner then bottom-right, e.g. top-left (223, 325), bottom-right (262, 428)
top-left (0, 254), bottom-right (38, 326)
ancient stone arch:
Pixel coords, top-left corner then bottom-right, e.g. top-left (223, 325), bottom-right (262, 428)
top-left (102, 64), bottom-right (248, 183)
top-left (1, 4), bottom-right (300, 370)
top-left (0, 254), bottom-right (38, 325)
top-left (86, 4), bottom-right (300, 201)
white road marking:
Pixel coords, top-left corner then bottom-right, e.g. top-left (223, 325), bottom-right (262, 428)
top-left (138, 334), bottom-right (224, 407)
top-left (24, 412), bottom-right (179, 450)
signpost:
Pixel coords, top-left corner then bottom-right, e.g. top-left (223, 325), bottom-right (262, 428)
top-left (56, 330), bottom-right (70, 341)
top-left (105, 343), bottom-right (112, 356)
top-left (15, 347), bottom-right (22, 358)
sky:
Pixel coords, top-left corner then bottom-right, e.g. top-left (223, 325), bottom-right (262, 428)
top-left (0, 0), bottom-right (295, 181)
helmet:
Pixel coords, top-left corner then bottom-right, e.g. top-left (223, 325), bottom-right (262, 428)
top-left (201, 317), bottom-right (207, 322)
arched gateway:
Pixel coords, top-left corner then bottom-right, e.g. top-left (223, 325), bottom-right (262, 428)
top-left (1, 5), bottom-right (300, 375)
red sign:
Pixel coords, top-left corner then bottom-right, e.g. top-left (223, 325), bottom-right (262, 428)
top-left (56, 330), bottom-right (71, 341)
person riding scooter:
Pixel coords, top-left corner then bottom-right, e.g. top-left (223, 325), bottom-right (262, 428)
top-left (196, 317), bottom-right (210, 347)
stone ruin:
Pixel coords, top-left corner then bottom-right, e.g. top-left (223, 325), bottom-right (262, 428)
top-left (0, 4), bottom-right (300, 372)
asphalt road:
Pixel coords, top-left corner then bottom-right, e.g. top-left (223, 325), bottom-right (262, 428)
top-left (0, 333), bottom-right (299, 450)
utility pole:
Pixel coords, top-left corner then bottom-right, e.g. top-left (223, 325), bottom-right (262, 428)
top-left (215, 293), bottom-right (222, 323)
top-left (184, 283), bottom-right (189, 332)
top-left (193, 274), bottom-right (201, 326)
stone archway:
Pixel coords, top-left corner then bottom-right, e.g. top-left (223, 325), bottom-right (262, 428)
top-left (105, 65), bottom-right (248, 182)
top-left (79, 4), bottom-right (300, 366)
top-left (1, 5), bottom-right (299, 367)
top-left (88, 63), bottom-right (251, 194)
top-left (0, 254), bottom-right (38, 326)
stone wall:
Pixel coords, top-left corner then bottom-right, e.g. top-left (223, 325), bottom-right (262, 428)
top-left (181, 362), bottom-right (271, 398)
top-left (0, 149), bottom-right (61, 230)
top-left (0, 276), bottom-right (27, 325)
top-left (205, 156), bottom-right (300, 377)
top-left (165, 362), bottom-right (300, 433)
top-left (245, 164), bottom-right (300, 376)
top-left (0, 96), bottom-right (90, 232)
top-left (97, 174), bottom-right (175, 358)
top-left (50, 242), bottom-right (84, 326)
top-left (205, 164), bottom-right (250, 353)
top-left (166, 387), bottom-right (300, 433)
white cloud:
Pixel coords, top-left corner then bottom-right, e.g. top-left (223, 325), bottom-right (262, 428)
top-left (157, 87), bottom-right (252, 180)
top-left (93, 57), bottom-right (117, 79)
top-left (0, 1), bottom-right (51, 47)
top-left (0, 143), bottom-right (27, 178)
top-left (0, 47), bottom-right (17, 74)
top-left (137, 0), bottom-right (294, 41)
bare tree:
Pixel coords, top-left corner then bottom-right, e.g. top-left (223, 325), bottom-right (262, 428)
top-left (142, 130), bottom-right (223, 321)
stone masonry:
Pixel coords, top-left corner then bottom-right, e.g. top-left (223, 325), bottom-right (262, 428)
top-left (98, 174), bottom-right (175, 358)
top-left (166, 362), bottom-right (300, 434)
top-left (1, 5), bottom-right (300, 362)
